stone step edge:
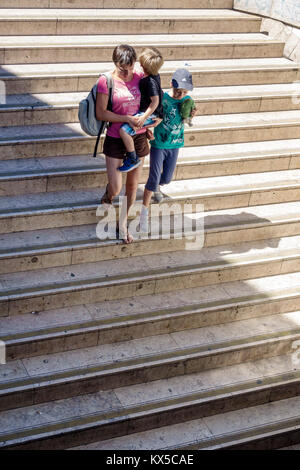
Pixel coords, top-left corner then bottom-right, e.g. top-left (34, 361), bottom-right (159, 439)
top-left (0, 34), bottom-right (282, 47)
top-left (1, 62), bottom-right (298, 82)
top-left (2, 285), bottom-right (300, 354)
top-left (0, 327), bottom-right (300, 416)
top-left (177, 413), bottom-right (300, 450)
top-left (0, 1), bottom-right (234, 8)
top-left (1, 244), bottom-right (300, 301)
top-left (3, 87), bottom-right (300, 112)
top-left (1, 208), bottom-right (300, 260)
top-left (1, 367), bottom-right (299, 450)
top-left (1, 118), bottom-right (300, 145)
top-left (0, 42), bottom-right (285, 67)
top-left (0, 41), bottom-right (282, 56)
top-left (0, 0), bottom-right (234, 5)
top-left (1, 147), bottom-right (300, 181)
top-left (1, 177), bottom-right (300, 219)
top-left (0, 13), bottom-right (260, 21)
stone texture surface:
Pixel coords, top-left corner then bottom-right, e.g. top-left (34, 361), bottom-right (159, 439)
top-left (0, 1), bottom-right (233, 8)
top-left (235, 0), bottom-right (300, 28)
top-left (261, 18), bottom-right (300, 63)
top-left (72, 394), bottom-right (300, 449)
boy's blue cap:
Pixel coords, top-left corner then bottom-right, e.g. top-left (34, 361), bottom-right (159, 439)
top-left (172, 68), bottom-right (193, 91)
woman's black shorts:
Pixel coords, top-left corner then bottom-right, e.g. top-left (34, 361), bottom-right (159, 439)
top-left (103, 132), bottom-right (149, 160)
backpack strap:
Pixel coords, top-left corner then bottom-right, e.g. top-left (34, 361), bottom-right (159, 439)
top-left (105, 72), bottom-right (114, 113)
top-left (93, 72), bottom-right (114, 158)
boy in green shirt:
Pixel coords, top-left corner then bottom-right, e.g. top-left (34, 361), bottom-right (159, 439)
top-left (140, 68), bottom-right (195, 232)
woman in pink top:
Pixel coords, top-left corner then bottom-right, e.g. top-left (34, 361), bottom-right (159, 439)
top-left (96, 44), bottom-right (159, 243)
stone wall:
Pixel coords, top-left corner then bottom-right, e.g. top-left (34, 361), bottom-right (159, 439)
top-left (234, 0), bottom-right (300, 63)
top-left (233, 0), bottom-right (300, 28)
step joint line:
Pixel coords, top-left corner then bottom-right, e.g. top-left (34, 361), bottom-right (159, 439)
top-left (2, 286), bottom-right (300, 344)
top-left (1, 328), bottom-right (300, 395)
top-left (1, 371), bottom-right (300, 448)
top-left (1, 249), bottom-right (300, 301)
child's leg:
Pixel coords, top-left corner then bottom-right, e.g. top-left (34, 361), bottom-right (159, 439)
top-left (119, 127), bottom-right (135, 153)
top-left (119, 113), bottom-right (155, 153)
top-left (140, 147), bottom-right (165, 232)
top-left (144, 147), bottom-right (165, 207)
top-left (142, 187), bottom-right (153, 209)
top-left (159, 148), bottom-right (180, 186)
top-left (118, 113), bottom-right (146, 172)
top-left (118, 125), bottom-right (141, 173)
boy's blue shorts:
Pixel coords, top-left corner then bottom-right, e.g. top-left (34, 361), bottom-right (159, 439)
top-left (121, 112), bottom-right (156, 136)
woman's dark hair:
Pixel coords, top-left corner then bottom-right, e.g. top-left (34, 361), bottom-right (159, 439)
top-left (112, 44), bottom-right (137, 66)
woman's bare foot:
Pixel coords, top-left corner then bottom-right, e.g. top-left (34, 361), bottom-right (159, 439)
top-left (124, 230), bottom-right (134, 244)
top-left (117, 224), bottom-right (134, 244)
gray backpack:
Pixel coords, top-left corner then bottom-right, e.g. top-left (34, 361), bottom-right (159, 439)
top-left (78, 72), bottom-right (114, 158)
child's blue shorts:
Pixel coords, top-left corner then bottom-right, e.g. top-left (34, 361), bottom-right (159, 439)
top-left (121, 112), bottom-right (156, 136)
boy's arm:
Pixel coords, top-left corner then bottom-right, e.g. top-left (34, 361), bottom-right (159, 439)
top-left (135, 95), bottom-right (159, 128)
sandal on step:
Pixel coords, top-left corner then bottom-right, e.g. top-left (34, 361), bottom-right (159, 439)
top-left (101, 184), bottom-right (113, 205)
top-left (116, 222), bottom-right (134, 244)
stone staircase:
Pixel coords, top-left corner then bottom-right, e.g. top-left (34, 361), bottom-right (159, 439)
top-left (1, 0), bottom-right (300, 450)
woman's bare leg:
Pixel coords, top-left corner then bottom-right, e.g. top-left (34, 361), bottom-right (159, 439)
top-left (104, 155), bottom-right (123, 199)
top-left (125, 157), bottom-right (144, 208)
top-left (102, 156), bottom-right (124, 240)
top-left (104, 155), bottom-right (146, 244)
top-left (119, 156), bottom-right (145, 243)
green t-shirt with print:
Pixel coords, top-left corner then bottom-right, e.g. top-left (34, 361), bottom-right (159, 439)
top-left (151, 91), bottom-right (191, 149)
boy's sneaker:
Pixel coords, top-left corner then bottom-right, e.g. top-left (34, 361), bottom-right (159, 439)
top-left (118, 156), bottom-right (141, 173)
top-left (153, 188), bottom-right (163, 203)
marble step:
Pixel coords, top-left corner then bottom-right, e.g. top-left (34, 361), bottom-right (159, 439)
top-left (0, 353), bottom-right (299, 449)
top-left (72, 394), bottom-right (300, 451)
top-left (1, 272), bottom-right (300, 360)
top-left (1, 201), bottom-right (300, 274)
top-left (0, 33), bottom-right (284, 65)
top-left (0, 0), bottom-right (235, 9)
top-left (1, 138), bottom-right (300, 195)
top-left (1, 309), bottom-right (300, 414)
top-left (3, 83), bottom-right (300, 128)
top-left (2, 58), bottom-right (299, 95)
top-left (1, 169), bottom-right (300, 234)
top-left (1, 233), bottom-right (300, 317)
top-left (2, 110), bottom-right (300, 160)
top-left (0, 9), bottom-right (261, 36)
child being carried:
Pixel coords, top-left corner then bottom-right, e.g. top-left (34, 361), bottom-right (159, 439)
top-left (118, 47), bottom-right (164, 173)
